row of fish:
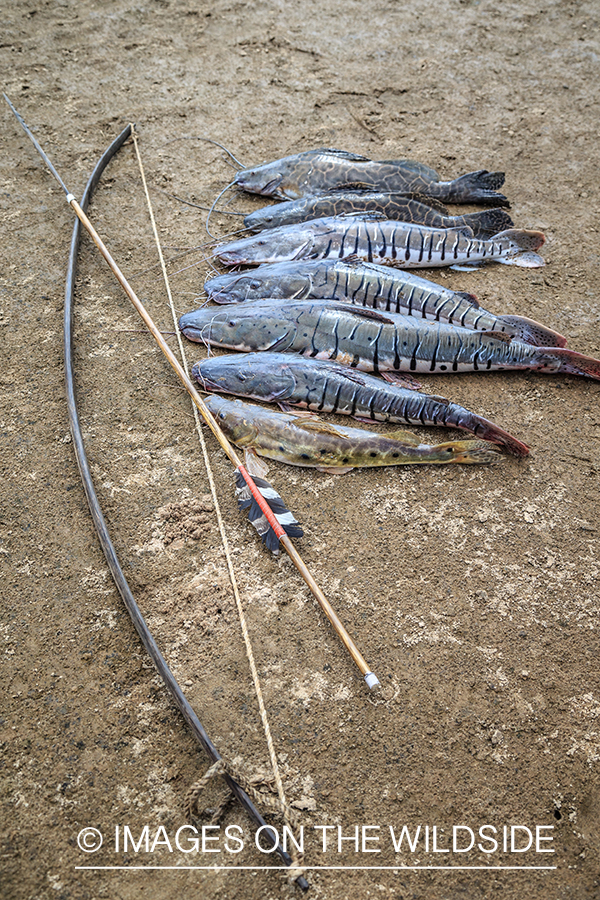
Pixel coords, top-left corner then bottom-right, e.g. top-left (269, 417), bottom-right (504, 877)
top-left (175, 148), bottom-right (591, 471)
top-left (194, 352), bottom-right (530, 459)
top-left (203, 258), bottom-right (566, 348)
top-left (218, 148), bottom-right (543, 270)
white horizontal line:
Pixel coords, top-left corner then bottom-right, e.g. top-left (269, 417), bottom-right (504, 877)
top-left (75, 865), bottom-right (558, 871)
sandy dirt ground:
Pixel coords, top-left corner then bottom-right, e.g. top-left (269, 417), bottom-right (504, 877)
top-left (1, 1), bottom-right (600, 898)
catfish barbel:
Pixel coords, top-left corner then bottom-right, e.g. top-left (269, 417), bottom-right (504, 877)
top-left (193, 352), bottom-right (530, 458)
top-left (234, 148), bottom-right (510, 206)
top-left (202, 394), bottom-right (502, 472)
top-left (215, 217), bottom-right (545, 270)
top-left (244, 193), bottom-right (513, 238)
top-left (178, 299), bottom-right (600, 380)
top-left (204, 258), bottom-right (565, 348)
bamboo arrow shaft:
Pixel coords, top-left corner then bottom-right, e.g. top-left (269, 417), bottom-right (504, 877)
top-left (5, 94), bottom-right (379, 689)
top-left (70, 196), bottom-right (376, 682)
top-left (280, 535), bottom-right (374, 674)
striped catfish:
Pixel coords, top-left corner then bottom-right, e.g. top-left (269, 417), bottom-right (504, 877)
top-left (244, 193), bottom-right (513, 238)
top-left (234, 148), bottom-right (509, 206)
top-left (204, 258), bottom-right (565, 347)
top-left (215, 217), bottom-right (545, 270)
top-left (203, 395), bottom-right (502, 472)
top-left (193, 352), bottom-right (529, 458)
top-left (178, 299), bottom-right (600, 380)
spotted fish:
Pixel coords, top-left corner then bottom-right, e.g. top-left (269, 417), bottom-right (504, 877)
top-left (203, 394), bottom-right (503, 472)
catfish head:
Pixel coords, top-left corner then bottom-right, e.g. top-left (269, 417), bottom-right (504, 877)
top-left (234, 159), bottom-right (286, 197)
top-left (193, 352), bottom-right (296, 402)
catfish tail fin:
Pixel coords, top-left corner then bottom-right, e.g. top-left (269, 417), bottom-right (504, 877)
top-left (443, 170), bottom-right (510, 207)
top-left (455, 208), bottom-right (514, 237)
top-left (493, 228), bottom-right (546, 268)
top-left (533, 347), bottom-right (600, 380)
top-left (468, 417), bottom-right (530, 458)
top-left (495, 228), bottom-right (546, 252)
top-left (498, 314), bottom-right (568, 348)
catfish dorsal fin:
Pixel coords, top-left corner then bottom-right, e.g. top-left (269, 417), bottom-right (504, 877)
top-left (482, 331), bottom-right (513, 343)
top-left (338, 253), bottom-right (365, 267)
top-left (333, 181), bottom-right (376, 191)
top-left (331, 303), bottom-right (396, 325)
top-left (335, 368), bottom-right (370, 386)
top-left (384, 430), bottom-right (422, 446)
top-left (456, 291), bottom-right (480, 308)
top-left (337, 211), bottom-right (387, 221)
top-left (295, 417), bottom-right (348, 438)
top-left (320, 148), bottom-right (372, 162)
top-left (380, 371), bottom-right (422, 390)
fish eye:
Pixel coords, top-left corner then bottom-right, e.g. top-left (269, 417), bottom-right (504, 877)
top-left (250, 281), bottom-right (261, 289)
top-left (237, 373), bottom-right (247, 382)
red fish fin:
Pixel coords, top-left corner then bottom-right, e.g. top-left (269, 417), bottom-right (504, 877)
top-left (456, 291), bottom-right (480, 308)
top-left (539, 348), bottom-right (600, 380)
top-left (333, 303), bottom-right (396, 325)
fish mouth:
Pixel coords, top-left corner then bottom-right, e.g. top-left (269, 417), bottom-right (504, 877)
top-left (179, 322), bottom-right (204, 342)
top-left (215, 247), bottom-right (246, 265)
top-left (236, 172), bottom-right (283, 196)
top-left (179, 313), bottom-right (213, 343)
top-left (190, 364), bottom-right (219, 391)
top-left (209, 291), bottom-right (238, 304)
top-left (450, 441), bottom-right (503, 464)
